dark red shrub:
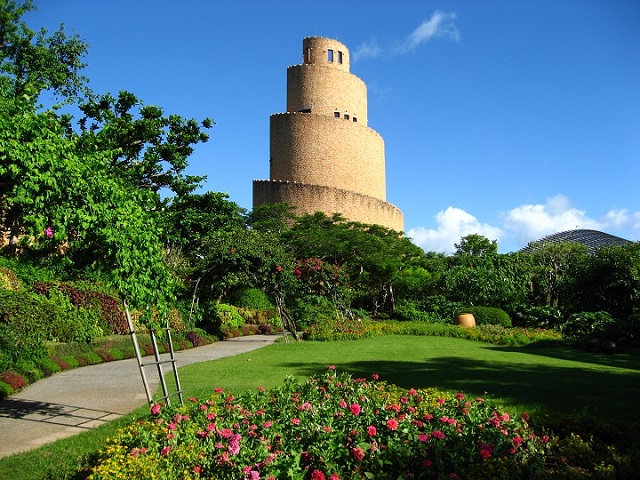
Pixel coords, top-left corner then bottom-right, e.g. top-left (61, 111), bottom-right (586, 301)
top-left (0, 371), bottom-right (28, 392)
top-left (52, 357), bottom-right (70, 370)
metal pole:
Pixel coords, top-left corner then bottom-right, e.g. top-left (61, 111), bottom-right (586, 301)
top-left (125, 301), bottom-right (154, 406)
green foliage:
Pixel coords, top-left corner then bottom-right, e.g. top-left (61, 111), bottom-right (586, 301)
top-left (393, 300), bottom-right (438, 322)
top-left (462, 306), bottom-right (512, 327)
top-left (525, 241), bottom-right (589, 308)
top-left (569, 243), bottom-right (640, 319)
top-left (77, 90), bottom-right (213, 197)
top-left (0, 381), bottom-right (12, 398)
top-left (508, 302), bottom-right (564, 329)
top-left (214, 303), bottom-right (245, 330)
top-left (0, 289), bottom-right (51, 371)
top-left (160, 192), bottom-right (246, 255)
top-left (0, 265), bottom-right (21, 290)
top-left (231, 287), bottom-right (274, 311)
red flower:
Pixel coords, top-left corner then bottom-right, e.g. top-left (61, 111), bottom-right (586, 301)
top-left (351, 447), bottom-right (365, 462)
top-left (310, 469), bottom-right (326, 480)
top-left (386, 418), bottom-right (399, 431)
top-left (367, 425), bottom-right (377, 436)
top-left (349, 403), bottom-right (362, 415)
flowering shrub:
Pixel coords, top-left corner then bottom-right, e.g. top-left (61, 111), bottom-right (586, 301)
top-left (88, 369), bottom-right (550, 479)
top-left (305, 318), bottom-right (562, 346)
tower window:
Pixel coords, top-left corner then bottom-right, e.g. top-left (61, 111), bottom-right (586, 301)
top-left (328, 49), bottom-right (334, 62)
top-left (337, 51), bottom-right (343, 64)
top-left (344, 111), bottom-right (350, 120)
top-left (334, 110), bottom-right (340, 118)
top-left (353, 116), bottom-right (357, 122)
top-left (305, 47), bottom-right (311, 63)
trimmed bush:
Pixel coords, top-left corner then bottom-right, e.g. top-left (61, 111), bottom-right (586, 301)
top-left (0, 381), bottom-right (12, 398)
top-left (231, 287), bottom-right (274, 311)
top-left (0, 371), bottom-right (28, 392)
top-left (460, 306), bottom-right (512, 327)
top-left (37, 358), bottom-right (62, 376)
top-left (0, 289), bottom-right (52, 371)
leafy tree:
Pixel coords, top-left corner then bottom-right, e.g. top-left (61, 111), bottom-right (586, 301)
top-left (525, 241), bottom-right (589, 308)
top-left (0, 0), bottom-right (89, 103)
top-left (284, 213), bottom-right (427, 314)
top-left (454, 233), bottom-right (498, 257)
top-left (77, 91), bottom-right (213, 197)
top-left (445, 234), bottom-right (529, 308)
top-left (248, 202), bottom-right (297, 234)
top-left (569, 243), bottom-right (640, 318)
top-left (161, 192), bottom-right (246, 256)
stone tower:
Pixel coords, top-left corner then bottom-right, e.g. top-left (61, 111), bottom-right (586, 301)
top-left (253, 36), bottom-right (404, 232)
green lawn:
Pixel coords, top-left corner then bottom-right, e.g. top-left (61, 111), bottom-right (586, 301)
top-left (1, 335), bottom-right (638, 479)
top-left (173, 335), bottom-right (640, 420)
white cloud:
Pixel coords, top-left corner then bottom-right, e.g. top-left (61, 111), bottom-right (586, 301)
top-left (502, 194), bottom-right (602, 246)
top-left (408, 195), bottom-right (640, 255)
top-left (352, 40), bottom-right (383, 62)
top-left (395, 11), bottom-right (460, 53)
top-left (354, 10), bottom-right (459, 62)
top-left (408, 206), bottom-right (502, 255)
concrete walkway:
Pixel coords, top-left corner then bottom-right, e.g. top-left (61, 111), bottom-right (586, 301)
top-left (0, 334), bottom-right (282, 458)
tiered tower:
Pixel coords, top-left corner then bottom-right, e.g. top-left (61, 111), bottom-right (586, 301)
top-left (253, 37), bottom-right (403, 232)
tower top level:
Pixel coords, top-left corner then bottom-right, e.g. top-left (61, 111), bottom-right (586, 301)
top-left (302, 37), bottom-right (350, 72)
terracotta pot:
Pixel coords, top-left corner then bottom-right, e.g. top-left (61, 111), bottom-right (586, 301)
top-left (454, 313), bottom-right (476, 328)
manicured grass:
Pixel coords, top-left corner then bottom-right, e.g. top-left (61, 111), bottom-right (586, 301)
top-left (1, 335), bottom-right (638, 479)
top-left (171, 335), bottom-right (640, 420)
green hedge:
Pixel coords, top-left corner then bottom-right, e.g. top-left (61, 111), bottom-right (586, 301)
top-left (458, 306), bottom-right (512, 327)
top-left (0, 290), bottom-right (53, 371)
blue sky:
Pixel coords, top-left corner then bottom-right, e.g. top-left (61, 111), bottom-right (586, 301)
top-left (27, 1), bottom-right (639, 253)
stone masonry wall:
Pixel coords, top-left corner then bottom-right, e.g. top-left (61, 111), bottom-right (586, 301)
top-left (270, 112), bottom-right (385, 200)
top-left (253, 180), bottom-right (404, 232)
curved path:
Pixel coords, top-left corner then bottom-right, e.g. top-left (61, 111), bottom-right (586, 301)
top-left (0, 334), bottom-right (282, 458)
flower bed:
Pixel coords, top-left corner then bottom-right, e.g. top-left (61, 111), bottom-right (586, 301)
top-left (88, 369), bottom-right (551, 479)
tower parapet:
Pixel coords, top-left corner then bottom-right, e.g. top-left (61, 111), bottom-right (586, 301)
top-left (253, 37), bottom-right (403, 232)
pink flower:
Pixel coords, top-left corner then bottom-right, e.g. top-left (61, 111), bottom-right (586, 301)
top-left (455, 392), bottom-right (465, 400)
top-left (310, 469), bottom-right (326, 480)
top-left (167, 422), bottom-right (176, 430)
top-left (418, 434), bottom-right (428, 442)
top-left (291, 418), bottom-right (300, 425)
top-left (512, 436), bottom-right (523, 449)
top-left (160, 445), bottom-right (172, 457)
top-left (386, 418), bottom-right (399, 431)
top-left (371, 373), bottom-right (379, 380)
top-left (328, 365), bottom-right (336, 370)
top-left (151, 404), bottom-right (161, 415)
top-left (45, 227), bottom-right (53, 238)
top-left (339, 399), bottom-right (347, 408)
top-left (263, 421), bottom-right (272, 428)
top-left (329, 475), bottom-right (340, 480)
top-left (479, 444), bottom-right (493, 460)
top-left (351, 447), bottom-right (365, 462)
top-left (367, 425), bottom-right (377, 436)
top-left (431, 430), bottom-right (446, 439)
top-left (349, 403), bottom-right (361, 415)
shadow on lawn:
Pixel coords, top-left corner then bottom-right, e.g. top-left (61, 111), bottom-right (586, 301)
top-left (488, 341), bottom-right (640, 371)
top-left (282, 357), bottom-right (640, 421)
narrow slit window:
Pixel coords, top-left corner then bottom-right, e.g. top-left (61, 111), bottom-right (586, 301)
top-left (328, 49), bottom-right (334, 62)
top-left (337, 51), bottom-right (343, 64)
top-left (305, 47), bottom-right (311, 63)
